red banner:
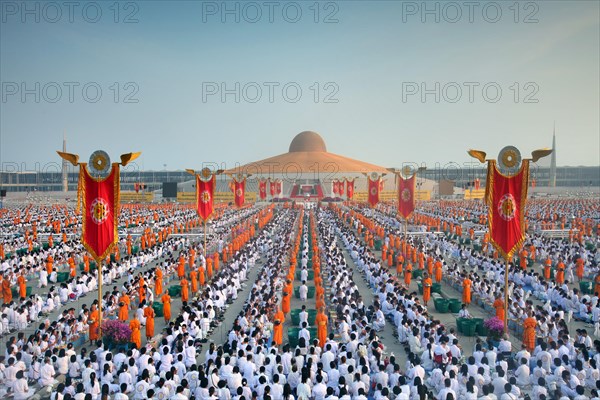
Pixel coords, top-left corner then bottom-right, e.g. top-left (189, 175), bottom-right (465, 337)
top-left (397, 175), bottom-right (416, 219)
top-left (196, 175), bottom-right (215, 221)
top-left (81, 164), bottom-right (119, 262)
top-left (234, 179), bottom-right (246, 207)
top-left (346, 179), bottom-right (354, 199)
top-left (332, 180), bottom-right (339, 195)
top-left (486, 160), bottom-right (530, 260)
top-left (368, 177), bottom-right (380, 207)
top-left (259, 180), bottom-right (267, 200)
top-left (269, 180), bottom-right (276, 196)
top-left (276, 181), bottom-right (282, 195)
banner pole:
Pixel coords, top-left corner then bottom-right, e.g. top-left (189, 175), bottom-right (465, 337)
top-left (97, 258), bottom-right (103, 337)
top-left (504, 258), bottom-right (509, 335)
top-left (203, 220), bottom-right (207, 261)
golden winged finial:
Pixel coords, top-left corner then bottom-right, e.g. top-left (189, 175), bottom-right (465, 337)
top-left (531, 148), bottom-right (553, 163)
top-left (185, 169), bottom-right (197, 176)
top-left (119, 152), bottom-right (141, 166)
top-left (56, 151), bottom-right (79, 166)
top-left (467, 149), bottom-right (487, 163)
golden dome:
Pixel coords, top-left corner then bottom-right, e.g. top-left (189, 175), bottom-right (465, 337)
top-left (288, 131), bottom-right (327, 153)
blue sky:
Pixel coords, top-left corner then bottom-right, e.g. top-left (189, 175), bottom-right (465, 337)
top-left (1, 0), bottom-right (598, 171)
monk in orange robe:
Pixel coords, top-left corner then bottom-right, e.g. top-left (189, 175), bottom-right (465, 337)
top-left (404, 263), bottom-right (412, 286)
top-left (282, 281), bottom-right (292, 314)
top-left (181, 278), bottom-right (189, 302)
top-left (315, 308), bottom-right (328, 348)
top-left (494, 295), bottom-right (505, 321)
top-left (576, 258), bottom-right (584, 281)
top-left (462, 276), bottom-right (472, 305)
top-left (161, 293), bottom-right (172, 322)
top-left (213, 253), bottom-right (219, 272)
top-left (396, 254), bottom-right (404, 277)
top-left (118, 301), bottom-right (129, 321)
top-left (422, 273), bottom-right (432, 306)
top-left (155, 269), bottom-right (163, 296)
top-left (69, 257), bottom-right (76, 278)
top-left (206, 258), bottom-right (213, 279)
top-left (46, 256), bottom-right (54, 275)
top-left (272, 308), bottom-right (284, 346)
top-left (522, 313), bottom-right (536, 352)
top-left (190, 269), bottom-right (198, 293)
top-left (88, 304), bottom-right (100, 342)
top-left (177, 256), bottom-right (185, 279)
top-left (594, 272), bottom-right (600, 296)
top-left (130, 315), bottom-right (142, 348)
top-left (144, 305), bottom-right (155, 339)
top-left (2, 275), bottom-right (12, 304)
top-left (198, 265), bottom-right (206, 286)
top-left (434, 261), bottom-right (443, 283)
top-left (544, 258), bottom-right (552, 280)
top-left (17, 273), bottom-right (26, 300)
top-left (556, 260), bottom-right (565, 284)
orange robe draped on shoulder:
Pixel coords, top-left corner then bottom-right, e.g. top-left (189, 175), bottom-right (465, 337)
top-left (462, 278), bottom-right (472, 304)
top-left (423, 277), bottom-right (432, 303)
top-left (273, 310), bottom-right (285, 346)
top-left (316, 311), bottom-right (328, 348)
top-left (494, 299), bottom-right (505, 321)
top-left (130, 319), bottom-right (141, 348)
top-left (89, 309), bottom-right (100, 341)
top-left (162, 293), bottom-right (171, 322)
top-left (144, 306), bottom-right (155, 339)
top-left (523, 317), bottom-right (536, 351)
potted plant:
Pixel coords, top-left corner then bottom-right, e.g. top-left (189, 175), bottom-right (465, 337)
top-left (101, 319), bottom-right (132, 351)
top-left (483, 317), bottom-right (504, 345)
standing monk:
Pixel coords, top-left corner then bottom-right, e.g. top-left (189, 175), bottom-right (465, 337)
top-left (282, 280), bottom-right (292, 314)
top-left (462, 275), bottom-right (472, 305)
top-left (190, 269), bottom-right (198, 294)
top-left (493, 294), bottom-right (505, 322)
top-left (594, 272), bottom-right (600, 297)
top-left (272, 307), bottom-right (284, 346)
top-left (576, 257), bottom-right (585, 282)
top-left (130, 314), bottom-right (141, 349)
top-left (177, 256), bottom-right (185, 279)
top-left (17, 272), bottom-right (26, 300)
top-left (544, 257), bottom-right (552, 280)
top-left (198, 264), bottom-right (206, 286)
top-left (118, 301), bottom-right (129, 322)
top-left (161, 292), bottom-right (172, 322)
top-left (556, 260), bottom-right (565, 284)
top-left (154, 268), bottom-right (163, 296)
top-left (1, 274), bottom-right (11, 304)
top-left (434, 260), bottom-right (443, 283)
top-left (522, 312), bottom-right (537, 352)
top-left (404, 263), bottom-right (412, 286)
top-left (88, 304), bottom-right (100, 344)
top-left (315, 307), bottom-right (328, 348)
top-left (144, 304), bottom-right (155, 340)
top-left (206, 258), bottom-right (213, 279)
top-left (180, 277), bottom-right (189, 303)
top-left (422, 273), bottom-right (432, 306)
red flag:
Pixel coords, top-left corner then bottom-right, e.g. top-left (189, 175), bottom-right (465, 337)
top-left (346, 179), bottom-right (354, 199)
top-left (269, 180), bottom-right (276, 196)
top-left (234, 179), bottom-right (246, 207)
top-left (276, 181), bottom-right (282, 195)
top-left (397, 175), bottom-right (416, 219)
top-left (81, 164), bottom-right (119, 262)
top-left (196, 175), bottom-right (215, 221)
top-left (486, 160), bottom-right (530, 260)
top-left (368, 176), bottom-right (380, 207)
top-left (259, 180), bottom-right (267, 200)
top-left (474, 178), bottom-right (481, 190)
top-left (332, 180), bottom-right (338, 195)
top-left (338, 180), bottom-right (344, 197)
